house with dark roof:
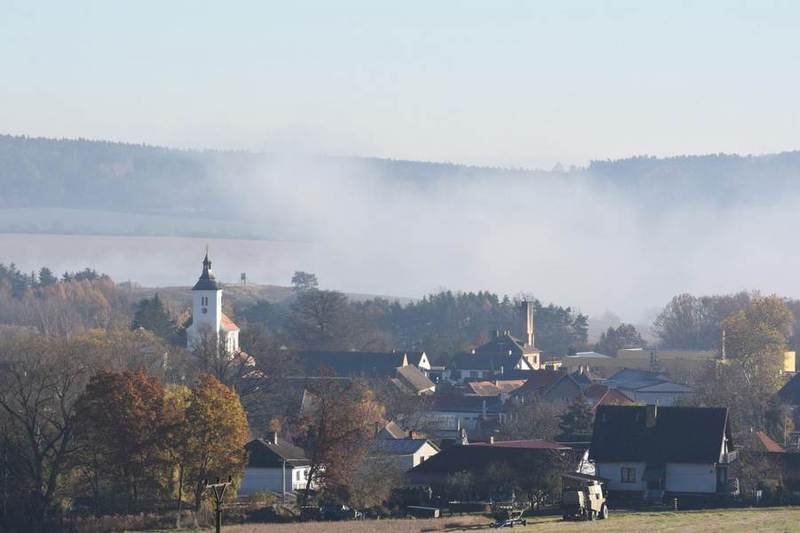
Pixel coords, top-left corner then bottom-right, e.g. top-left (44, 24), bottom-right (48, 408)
top-left (416, 395), bottom-right (507, 439)
top-left (447, 302), bottom-right (544, 383)
top-left (589, 405), bottom-right (736, 500)
top-left (447, 351), bottom-right (533, 383)
top-left (241, 433), bottom-right (315, 495)
top-left (291, 351), bottom-right (436, 395)
top-left (406, 438), bottom-right (577, 497)
top-left (295, 350), bottom-right (408, 377)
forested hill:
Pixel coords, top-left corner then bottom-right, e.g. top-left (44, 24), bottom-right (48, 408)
top-left (1, 134), bottom-right (799, 238)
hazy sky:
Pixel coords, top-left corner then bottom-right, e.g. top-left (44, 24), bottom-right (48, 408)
top-left (2, 1), bottom-right (799, 167)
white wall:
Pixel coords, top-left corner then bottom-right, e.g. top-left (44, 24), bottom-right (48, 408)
top-left (188, 288), bottom-right (222, 350)
top-left (240, 465), bottom-right (312, 495)
top-left (665, 463), bottom-right (716, 494)
top-left (596, 462), bottom-right (646, 492)
top-left (629, 391), bottom-right (691, 406)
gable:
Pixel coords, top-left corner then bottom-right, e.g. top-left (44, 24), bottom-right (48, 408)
top-left (542, 375), bottom-right (582, 401)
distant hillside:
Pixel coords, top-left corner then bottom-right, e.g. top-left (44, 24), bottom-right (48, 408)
top-left (2, 134), bottom-right (799, 239)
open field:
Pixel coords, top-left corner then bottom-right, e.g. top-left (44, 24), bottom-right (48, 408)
top-left (174, 508), bottom-right (800, 533)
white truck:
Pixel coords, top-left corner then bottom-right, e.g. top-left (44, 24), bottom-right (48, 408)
top-left (561, 475), bottom-right (609, 521)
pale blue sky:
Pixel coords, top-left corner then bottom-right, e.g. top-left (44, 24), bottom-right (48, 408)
top-left (2, 0), bottom-right (799, 167)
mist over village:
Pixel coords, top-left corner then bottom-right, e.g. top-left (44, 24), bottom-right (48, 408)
top-left (4, 2), bottom-right (800, 532)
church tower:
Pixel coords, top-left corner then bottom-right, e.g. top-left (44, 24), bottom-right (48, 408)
top-left (187, 251), bottom-right (240, 353)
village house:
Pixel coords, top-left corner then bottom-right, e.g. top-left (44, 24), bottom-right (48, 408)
top-left (416, 394), bottom-right (507, 439)
top-left (447, 350), bottom-right (534, 383)
top-left (241, 433), bottom-right (315, 496)
top-left (446, 301), bottom-right (544, 383)
top-left (603, 369), bottom-right (692, 406)
top-left (292, 350), bottom-right (436, 394)
top-left (373, 437), bottom-right (440, 472)
top-left (406, 438), bottom-right (581, 501)
top-left (589, 405), bottom-right (737, 502)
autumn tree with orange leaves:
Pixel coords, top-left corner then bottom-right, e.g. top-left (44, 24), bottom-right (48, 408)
top-left (73, 370), bottom-right (172, 513)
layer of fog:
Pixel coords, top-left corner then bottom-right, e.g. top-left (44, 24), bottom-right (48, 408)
top-left (232, 155), bottom-right (800, 321)
top-left (7, 154), bottom-right (800, 327)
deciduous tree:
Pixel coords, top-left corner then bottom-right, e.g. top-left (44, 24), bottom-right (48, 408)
top-left (181, 375), bottom-right (249, 512)
top-left (294, 379), bottom-right (385, 505)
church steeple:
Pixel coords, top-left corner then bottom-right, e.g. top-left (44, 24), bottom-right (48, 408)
top-left (192, 249), bottom-right (220, 291)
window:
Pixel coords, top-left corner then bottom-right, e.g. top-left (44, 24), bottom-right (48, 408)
top-left (621, 467), bottom-right (637, 483)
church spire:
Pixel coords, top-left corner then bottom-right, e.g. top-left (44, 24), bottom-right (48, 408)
top-left (192, 248), bottom-right (220, 291)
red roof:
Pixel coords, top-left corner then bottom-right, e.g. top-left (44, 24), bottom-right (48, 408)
top-left (582, 384), bottom-right (634, 411)
top-left (756, 431), bottom-right (785, 453)
top-left (221, 312), bottom-right (240, 332)
top-left (470, 439), bottom-right (569, 450)
top-left (511, 369), bottom-right (566, 396)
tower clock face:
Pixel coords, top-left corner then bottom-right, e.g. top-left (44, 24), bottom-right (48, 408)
top-left (202, 307), bottom-right (208, 314)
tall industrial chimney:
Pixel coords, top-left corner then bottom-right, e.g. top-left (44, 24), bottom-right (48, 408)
top-left (521, 301), bottom-right (534, 348)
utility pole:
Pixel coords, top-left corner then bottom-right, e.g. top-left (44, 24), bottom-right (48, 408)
top-left (203, 477), bottom-right (232, 533)
top-left (282, 459), bottom-right (286, 505)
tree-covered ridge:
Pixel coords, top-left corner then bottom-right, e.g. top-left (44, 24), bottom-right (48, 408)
top-left (4, 134), bottom-right (800, 236)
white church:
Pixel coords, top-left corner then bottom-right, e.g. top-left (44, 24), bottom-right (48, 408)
top-left (185, 252), bottom-right (240, 354)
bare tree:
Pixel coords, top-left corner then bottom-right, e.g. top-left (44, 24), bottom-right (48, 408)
top-left (0, 334), bottom-right (92, 530)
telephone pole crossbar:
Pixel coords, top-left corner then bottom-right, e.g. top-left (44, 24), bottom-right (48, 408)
top-left (202, 477), bottom-right (232, 533)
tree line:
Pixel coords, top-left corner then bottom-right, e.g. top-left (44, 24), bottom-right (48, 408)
top-left (0, 331), bottom-right (247, 530)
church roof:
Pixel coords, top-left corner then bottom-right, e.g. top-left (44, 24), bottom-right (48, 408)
top-left (220, 313), bottom-right (240, 332)
top-left (192, 252), bottom-right (221, 291)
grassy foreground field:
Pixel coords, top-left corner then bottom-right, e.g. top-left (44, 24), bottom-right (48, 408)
top-left (188, 507), bottom-right (800, 533)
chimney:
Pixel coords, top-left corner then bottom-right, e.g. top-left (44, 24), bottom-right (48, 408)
top-left (645, 405), bottom-right (658, 428)
top-left (521, 301), bottom-right (534, 348)
top-left (268, 431), bottom-right (279, 445)
top-left (489, 435), bottom-right (495, 445)
top-left (408, 430), bottom-right (415, 439)
top-left (720, 329), bottom-right (727, 361)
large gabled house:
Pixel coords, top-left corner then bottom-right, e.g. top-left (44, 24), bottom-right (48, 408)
top-left (589, 405), bottom-right (736, 501)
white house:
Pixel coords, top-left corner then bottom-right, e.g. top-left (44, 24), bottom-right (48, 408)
top-left (241, 434), bottom-right (315, 495)
top-left (589, 405), bottom-right (736, 501)
top-left (185, 252), bottom-right (240, 354)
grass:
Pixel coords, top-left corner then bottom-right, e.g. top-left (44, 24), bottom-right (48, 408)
top-left (153, 507), bottom-right (800, 533)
